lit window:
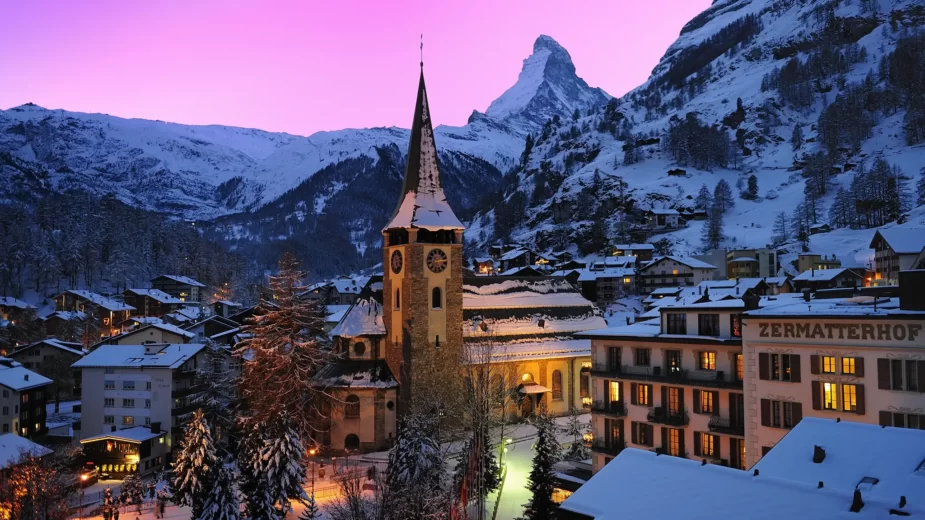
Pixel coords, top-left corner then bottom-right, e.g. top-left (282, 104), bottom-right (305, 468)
top-left (842, 357), bottom-right (856, 375)
top-left (123, 416), bottom-right (134, 425)
top-left (672, 269), bottom-right (679, 275)
top-left (608, 381), bottom-right (619, 403)
top-left (699, 352), bottom-right (716, 371)
top-left (700, 433), bottom-right (716, 457)
top-left (623, 277), bottom-right (632, 284)
top-left (668, 428), bottom-right (681, 456)
top-left (636, 384), bottom-right (650, 406)
top-left (735, 354), bottom-right (744, 381)
top-left (823, 382), bottom-right (837, 410)
top-left (842, 384), bottom-right (857, 412)
top-left (822, 356), bottom-right (836, 374)
top-left (700, 391), bottom-right (714, 414)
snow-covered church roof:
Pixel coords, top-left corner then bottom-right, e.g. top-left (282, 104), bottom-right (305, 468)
top-left (382, 67), bottom-right (464, 232)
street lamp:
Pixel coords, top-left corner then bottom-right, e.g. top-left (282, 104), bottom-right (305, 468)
top-left (308, 447), bottom-right (318, 496)
top-left (79, 473), bottom-right (89, 520)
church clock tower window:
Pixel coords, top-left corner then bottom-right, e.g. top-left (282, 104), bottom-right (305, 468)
top-left (432, 287), bottom-right (442, 309)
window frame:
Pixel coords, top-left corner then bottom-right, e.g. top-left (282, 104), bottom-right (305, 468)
top-left (552, 370), bottom-right (563, 400)
top-left (822, 356), bottom-right (836, 374)
top-left (697, 314), bottom-right (720, 337)
top-left (634, 348), bottom-right (651, 366)
top-left (700, 390), bottom-right (714, 414)
top-left (666, 314), bottom-right (686, 335)
top-left (841, 357), bottom-right (856, 375)
top-left (823, 382), bottom-right (838, 410)
top-left (698, 351), bottom-right (717, 371)
top-left (842, 383), bottom-right (857, 412)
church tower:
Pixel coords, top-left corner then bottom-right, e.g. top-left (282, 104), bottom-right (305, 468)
top-left (382, 65), bottom-right (464, 416)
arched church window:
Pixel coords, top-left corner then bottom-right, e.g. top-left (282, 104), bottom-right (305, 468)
top-left (344, 434), bottom-right (360, 450)
top-left (345, 395), bottom-right (360, 419)
top-left (432, 287), bottom-right (442, 309)
top-left (395, 288), bottom-right (401, 310)
top-left (552, 370), bottom-right (563, 400)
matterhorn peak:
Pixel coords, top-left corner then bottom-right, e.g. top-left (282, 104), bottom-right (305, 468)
top-left (484, 35), bottom-right (609, 134)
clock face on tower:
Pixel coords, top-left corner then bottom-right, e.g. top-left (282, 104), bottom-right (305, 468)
top-left (390, 250), bottom-right (403, 274)
top-left (426, 248), bottom-right (448, 273)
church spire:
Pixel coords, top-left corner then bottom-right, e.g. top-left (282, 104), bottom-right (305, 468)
top-left (382, 66), bottom-right (463, 232)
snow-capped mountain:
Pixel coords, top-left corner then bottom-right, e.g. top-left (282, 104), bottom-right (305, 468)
top-left (471, 0), bottom-right (925, 273)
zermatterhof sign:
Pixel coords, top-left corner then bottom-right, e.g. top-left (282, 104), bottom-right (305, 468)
top-left (754, 321), bottom-right (923, 343)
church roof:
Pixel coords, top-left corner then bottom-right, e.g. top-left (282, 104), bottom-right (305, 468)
top-left (314, 360), bottom-right (398, 389)
top-left (382, 68), bottom-right (464, 232)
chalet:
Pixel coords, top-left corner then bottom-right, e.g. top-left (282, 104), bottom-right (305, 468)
top-left (791, 268), bottom-right (864, 292)
top-left (498, 266), bottom-right (545, 277)
top-left (577, 267), bottom-right (635, 307)
top-left (162, 306), bottom-right (205, 326)
top-left (809, 222), bottom-right (831, 235)
top-left (10, 339), bottom-right (84, 401)
top-left (80, 425), bottom-right (169, 478)
top-left (323, 277), bottom-right (368, 305)
top-left (94, 322), bottom-right (195, 347)
top-left (300, 281), bottom-right (333, 303)
top-left (182, 315), bottom-right (239, 344)
top-left (637, 257), bottom-right (717, 294)
top-left (213, 300), bottom-right (243, 319)
top-left (535, 252), bottom-right (560, 269)
top-left (556, 260), bottom-right (587, 271)
top-left (646, 209), bottom-right (680, 230)
top-left (796, 253), bottom-right (841, 273)
top-left (0, 358), bottom-right (51, 437)
top-left (498, 248), bottom-right (534, 272)
top-left (612, 244), bottom-right (655, 263)
top-left (0, 297), bottom-right (36, 325)
top-left (122, 288), bottom-right (184, 317)
top-left (472, 257), bottom-right (496, 275)
top-left (869, 228), bottom-right (925, 285)
top-left (39, 311), bottom-right (85, 339)
top-left (150, 275), bottom-right (206, 303)
top-left (54, 290), bottom-right (134, 338)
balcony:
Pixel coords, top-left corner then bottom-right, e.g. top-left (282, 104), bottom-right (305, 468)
top-left (591, 362), bottom-right (621, 378)
top-left (591, 439), bottom-right (625, 456)
top-left (606, 365), bottom-right (743, 389)
top-left (708, 416), bottom-right (745, 437)
top-left (647, 406), bottom-right (689, 426)
top-left (591, 400), bottom-right (627, 417)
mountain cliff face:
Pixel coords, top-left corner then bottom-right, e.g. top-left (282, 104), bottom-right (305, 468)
top-left (471, 0), bottom-right (925, 272)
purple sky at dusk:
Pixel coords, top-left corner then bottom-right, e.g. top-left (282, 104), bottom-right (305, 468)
top-left (0, 0), bottom-right (710, 136)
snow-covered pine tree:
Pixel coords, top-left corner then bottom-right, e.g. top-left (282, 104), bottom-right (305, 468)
top-left (236, 252), bottom-right (329, 438)
top-left (791, 124), bottom-right (803, 151)
top-left (694, 184), bottom-right (713, 211)
top-left (387, 412), bottom-right (449, 519)
top-left (258, 416), bottom-right (308, 518)
top-left (170, 409), bottom-right (218, 519)
top-left (521, 413), bottom-right (562, 520)
top-left (701, 205), bottom-right (724, 251)
top-left (743, 175), bottom-right (759, 200)
top-left (713, 179), bottom-right (735, 212)
top-left (121, 473), bottom-right (145, 511)
top-left (191, 341), bottom-right (236, 451)
top-left (237, 422), bottom-right (276, 520)
top-left (561, 407), bottom-right (591, 461)
top-left (102, 487), bottom-right (114, 520)
top-left (200, 464), bottom-right (240, 520)
top-left (299, 494), bottom-right (321, 520)
top-left (771, 212), bottom-right (790, 246)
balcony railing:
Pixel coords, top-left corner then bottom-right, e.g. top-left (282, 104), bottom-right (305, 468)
top-left (597, 365), bottom-right (743, 389)
top-left (708, 416), bottom-right (745, 437)
top-left (591, 362), bottom-right (622, 377)
top-left (591, 439), bottom-right (625, 456)
top-left (591, 400), bottom-right (627, 417)
top-left (647, 406), bottom-right (690, 426)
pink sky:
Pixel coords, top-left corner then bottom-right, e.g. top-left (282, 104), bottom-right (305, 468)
top-left (0, 0), bottom-right (710, 136)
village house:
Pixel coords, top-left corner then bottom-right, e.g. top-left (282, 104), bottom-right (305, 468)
top-left (94, 322), bottom-right (195, 347)
top-left (0, 297), bottom-right (36, 326)
top-left (797, 253), bottom-right (842, 273)
top-left (637, 256), bottom-right (717, 294)
top-left (0, 358), bottom-right (51, 438)
top-left (213, 300), bottom-right (243, 319)
top-left (150, 275), bottom-right (206, 304)
top-left (80, 425), bottom-right (169, 478)
top-left (11, 338), bottom-right (85, 372)
top-left (577, 267), bottom-right (636, 307)
top-left (54, 290), bottom-right (134, 338)
top-left (869, 229), bottom-right (925, 285)
top-left (725, 248), bottom-right (780, 280)
top-left (612, 244), bottom-right (655, 264)
top-left (472, 257), bottom-right (496, 275)
top-left (791, 268), bottom-right (864, 293)
top-left (645, 209), bottom-right (680, 231)
top-left (181, 315), bottom-right (239, 344)
top-left (122, 288), bottom-right (184, 318)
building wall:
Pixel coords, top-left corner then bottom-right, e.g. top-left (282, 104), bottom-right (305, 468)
top-left (327, 388), bottom-right (398, 452)
top-left (743, 316), bottom-right (925, 467)
top-left (0, 388), bottom-right (21, 435)
top-left (113, 329), bottom-right (189, 345)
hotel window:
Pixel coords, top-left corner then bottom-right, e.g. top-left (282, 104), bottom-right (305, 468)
top-left (700, 390), bottom-right (714, 414)
top-left (123, 381), bottom-right (136, 390)
top-left (634, 348), bottom-right (650, 366)
top-left (782, 402), bottom-right (795, 428)
top-left (123, 399), bottom-right (135, 408)
top-left (881, 411), bottom-right (925, 429)
top-left (632, 421), bottom-right (653, 447)
top-left (699, 351), bottom-right (716, 371)
top-left (104, 380), bottom-right (115, 390)
top-left (668, 428), bottom-right (681, 456)
top-left (730, 314), bottom-right (742, 338)
top-left (823, 382), bottom-right (837, 410)
top-left (552, 371), bottom-right (563, 400)
top-left (842, 357), bottom-right (856, 375)
top-left (634, 383), bottom-right (651, 406)
top-left (736, 354), bottom-right (744, 381)
top-left (608, 381), bottom-right (620, 404)
top-left (698, 432), bottom-right (717, 457)
top-left (822, 356), bottom-right (836, 374)
top-left (667, 387), bottom-right (681, 415)
top-left (145, 399), bottom-right (151, 409)
top-left (842, 384), bottom-right (858, 412)
top-left (104, 416), bottom-right (114, 424)
top-left (771, 401), bottom-right (781, 427)
top-left (145, 417), bottom-right (151, 426)
top-left (123, 416), bottom-right (134, 426)
top-left (880, 359), bottom-right (922, 391)
top-left (698, 314), bottom-right (720, 336)
top-left (764, 353), bottom-right (799, 382)
top-left (104, 398), bottom-right (114, 408)
top-left (666, 314), bottom-right (686, 334)
top-left (671, 269), bottom-right (679, 275)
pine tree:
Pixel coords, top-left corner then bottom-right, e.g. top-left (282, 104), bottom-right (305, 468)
top-left (771, 212), bottom-right (790, 246)
top-left (701, 205), bottom-right (724, 251)
top-left (258, 417), bottom-right (307, 518)
top-left (455, 429), bottom-right (501, 504)
top-left (121, 473), bottom-right (145, 511)
top-left (917, 168), bottom-right (925, 206)
top-left (713, 179), bottom-right (735, 212)
top-left (299, 495), bottom-right (321, 520)
top-left (561, 407), bottom-right (591, 461)
top-left (743, 175), bottom-right (759, 200)
top-left (791, 124), bottom-right (803, 151)
top-left (170, 409), bottom-right (218, 519)
top-left (694, 184), bottom-right (713, 210)
top-left (238, 423), bottom-right (276, 520)
top-left (191, 341), bottom-right (236, 452)
top-left (200, 464), bottom-right (240, 520)
top-left (236, 252), bottom-right (329, 438)
top-left (522, 413), bottom-right (562, 520)
top-left (387, 412), bottom-right (448, 519)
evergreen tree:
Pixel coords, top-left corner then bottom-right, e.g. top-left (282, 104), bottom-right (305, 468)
top-left (791, 124), bottom-right (803, 151)
top-left (771, 212), bottom-right (790, 246)
top-left (299, 495), bottom-right (321, 520)
top-left (713, 179), bottom-right (735, 212)
top-left (121, 473), bottom-right (145, 511)
top-left (238, 423), bottom-right (276, 520)
top-left (694, 184), bottom-right (713, 211)
top-left (561, 407), bottom-right (591, 461)
top-left (454, 429), bottom-right (501, 504)
top-left (828, 187), bottom-right (857, 229)
top-left (701, 205), bottom-right (724, 251)
top-left (387, 412), bottom-right (448, 519)
top-left (917, 168), bottom-right (925, 206)
top-left (520, 134), bottom-right (535, 168)
top-left (743, 175), bottom-right (759, 200)
top-left (522, 413), bottom-right (562, 520)
top-left (236, 252), bottom-right (329, 438)
top-left (200, 464), bottom-right (240, 520)
top-left (791, 201), bottom-right (813, 252)
top-left (191, 341), bottom-right (236, 452)
top-left (258, 417), bottom-right (307, 518)
top-left (171, 409), bottom-right (218, 519)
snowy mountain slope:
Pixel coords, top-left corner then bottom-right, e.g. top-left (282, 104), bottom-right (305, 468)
top-left (473, 0), bottom-right (925, 272)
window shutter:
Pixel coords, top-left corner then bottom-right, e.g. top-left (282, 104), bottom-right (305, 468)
top-left (877, 358), bottom-right (890, 389)
top-left (712, 391), bottom-right (720, 416)
top-left (918, 361), bottom-right (925, 393)
top-left (647, 385), bottom-right (654, 405)
top-left (679, 388), bottom-right (685, 413)
top-left (729, 393), bottom-right (738, 425)
top-left (715, 435), bottom-right (721, 460)
top-left (879, 411), bottom-right (892, 427)
top-left (693, 389), bottom-right (701, 414)
top-left (792, 402), bottom-right (803, 426)
top-left (647, 424), bottom-right (654, 446)
top-left (810, 355), bottom-right (820, 375)
top-left (631, 383), bottom-right (638, 405)
top-left (729, 438), bottom-right (739, 469)
top-left (631, 421), bottom-right (638, 444)
top-left (661, 427), bottom-right (668, 454)
top-left (855, 384), bottom-right (865, 415)
top-left (760, 399), bottom-right (770, 427)
top-left (678, 429), bottom-right (685, 457)
top-left (693, 432), bottom-right (701, 456)
top-left (661, 386), bottom-right (668, 409)
top-left (811, 381), bottom-right (822, 410)
top-left (791, 355), bottom-right (801, 383)
top-left (759, 352), bottom-right (770, 380)
top-left (855, 357), bottom-right (864, 377)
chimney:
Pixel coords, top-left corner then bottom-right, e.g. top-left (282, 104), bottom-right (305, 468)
top-left (803, 289), bottom-right (811, 302)
top-left (150, 421), bottom-right (161, 434)
top-left (818, 481), bottom-right (824, 489)
top-left (812, 267), bottom-right (815, 276)
top-left (900, 496), bottom-right (906, 508)
top-left (753, 469), bottom-right (759, 477)
top-left (899, 271), bottom-right (925, 311)
top-left (813, 445), bottom-right (826, 463)
top-left (23, 374), bottom-right (28, 381)
top-left (850, 489), bottom-right (864, 513)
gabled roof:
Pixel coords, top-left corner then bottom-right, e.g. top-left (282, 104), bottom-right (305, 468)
top-left (648, 208), bottom-right (680, 215)
top-left (577, 267), bottom-right (634, 282)
top-left (0, 434), bottom-right (52, 470)
top-left (330, 298), bottom-right (385, 337)
top-left (181, 314), bottom-right (238, 331)
top-left (613, 243), bottom-right (656, 251)
top-left (792, 268), bottom-right (860, 282)
top-left (0, 358), bottom-right (52, 391)
top-left (499, 248), bottom-right (529, 261)
top-left (152, 275), bottom-right (206, 287)
top-left (382, 68), bottom-right (463, 232)
top-left (870, 228), bottom-right (925, 255)
top-left (72, 343), bottom-right (207, 369)
top-left (80, 426), bottom-right (166, 444)
top-left (123, 288), bottom-right (184, 305)
top-left (40, 310), bottom-right (86, 322)
top-left (15, 338), bottom-right (85, 357)
top-left (642, 256), bottom-right (717, 271)
top-left (62, 290), bottom-right (134, 312)
top-left (0, 297), bottom-right (35, 310)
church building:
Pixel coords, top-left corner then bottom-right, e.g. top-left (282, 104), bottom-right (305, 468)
top-left (318, 66), bottom-right (606, 453)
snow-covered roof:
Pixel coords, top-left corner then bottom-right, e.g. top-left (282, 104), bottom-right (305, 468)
top-left (63, 290), bottom-right (135, 312)
top-left (80, 426), bottom-right (166, 444)
top-left (744, 295), bottom-right (925, 318)
top-left (16, 339), bottom-right (85, 357)
top-left (40, 310), bottom-right (86, 322)
top-left (577, 267), bottom-right (634, 282)
top-left (792, 268), bottom-right (858, 282)
top-left (209, 327), bottom-right (241, 341)
top-left (465, 338), bottom-right (591, 363)
top-left (613, 243), bottom-right (656, 251)
top-left (165, 306), bottom-right (204, 323)
top-left (642, 256), bottom-right (717, 271)
top-left (331, 277), bottom-right (367, 295)
top-left (753, 417), bottom-right (925, 515)
top-left (463, 277), bottom-right (596, 309)
top-left (650, 287), bottom-right (684, 296)
top-left (0, 434), bottom-right (52, 470)
top-left (125, 322), bottom-right (195, 340)
top-left (124, 288), bottom-right (184, 304)
top-left (649, 208), bottom-right (680, 215)
top-left (729, 256), bottom-right (758, 263)
top-left (0, 359), bottom-right (53, 391)
top-left (73, 343), bottom-right (206, 369)
top-left (578, 321), bottom-right (661, 339)
top-left (216, 300), bottom-right (242, 308)
top-left (474, 257), bottom-right (494, 264)
top-left (153, 275), bottom-right (206, 287)
top-left (382, 70), bottom-right (464, 232)
top-left (560, 448), bottom-right (916, 520)
top-left (325, 304), bottom-right (352, 324)
top-left (870, 228), bottom-right (925, 255)
top-left (499, 248), bottom-right (528, 261)
top-left (0, 297), bottom-right (35, 310)
top-left (331, 298), bottom-right (385, 337)
top-left (314, 360), bottom-right (397, 389)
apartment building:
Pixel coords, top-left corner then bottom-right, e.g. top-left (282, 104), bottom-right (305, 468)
top-left (0, 358), bottom-right (52, 438)
top-left (582, 297), bottom-right (750, 473)
top-left (72, 343), bottom-right (208, 451)
top-left (637, 256), bottom-right (717, 294)
top-left (869, 229), bottom-right (925, 284)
